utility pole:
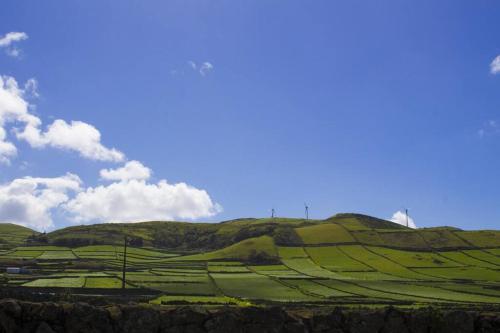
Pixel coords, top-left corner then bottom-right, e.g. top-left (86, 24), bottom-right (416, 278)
top-left (121, 236), bottom-right (128, 290)
top-left (405, 209), bottom-right (409, 228)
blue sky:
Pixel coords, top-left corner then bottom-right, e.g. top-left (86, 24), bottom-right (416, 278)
top-left (1, 0), bottom-right (500, 230)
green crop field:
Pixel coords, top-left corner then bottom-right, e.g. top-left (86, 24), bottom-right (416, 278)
top-left (305, 246), bottom-right (372, 271)
top-left (1, 213), bottom-right (500, 307)
top-left (368, 247), bottom-right (459, 268)
top-left (296, 223), bottom-right (355, 244)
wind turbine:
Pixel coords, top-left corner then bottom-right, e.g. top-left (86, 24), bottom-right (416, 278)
top-left (271, 208), bottom-right (275, 219)
top-left (304, 203), bottom-right (309, 220)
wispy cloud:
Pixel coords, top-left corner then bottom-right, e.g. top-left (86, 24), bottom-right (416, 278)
top-left (478, 120), bottom-right (500, 138)
top-left (188, 60), bottom-right (197, 70)
top-left (491, 55), bottom-right (500, 75)
top-left (0, 32), bottom-right (28, 58)
top-left (186, 61), bottom-right (214, 76)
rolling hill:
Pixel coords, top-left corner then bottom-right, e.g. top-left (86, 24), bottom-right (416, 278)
top-left (0, 223), bottom-right (38, 248)
top-left (1, 213), bottom-right (500, 306)
top-left (26, 213), bottom-right (499, 253)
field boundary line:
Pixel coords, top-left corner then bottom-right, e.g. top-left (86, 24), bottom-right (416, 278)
top-left (360, 245), bottom-right (445, 281)
top-left (248, 265), bottom-right (321, 299)
top-left (461, 250), bottom-right (500, 268)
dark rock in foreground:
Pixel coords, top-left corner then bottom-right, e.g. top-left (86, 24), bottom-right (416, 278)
top-left (1, 298), bottom-right (500, 333)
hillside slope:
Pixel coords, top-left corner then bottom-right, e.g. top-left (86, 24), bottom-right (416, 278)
top-left (0, 223), bottom-right (37, 248)
top-left (27, 213), bottom-right (500, 253)
top-left (1, 213), bottom-right (500, 306)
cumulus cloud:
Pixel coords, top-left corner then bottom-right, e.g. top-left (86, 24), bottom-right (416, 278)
top-left (0, 32), bottom-right (28, 47)
top-left (0, 75), bottom-right (40, 164)
top-left (64, 179), bottom-right (222, 223)
top-left (0, 32), bottom-right (28, 58)
top-left (0, 75), bottom-right (124, 163)
top-left (390, 211), bottom-right (417, 229)
top-left (199, 62), bottom-right (214, 76)
top-left (491, 55), bottom-right (500, 75)
top-left (18, 119), bottom-right (125, 162)
top-left (0, 166), bottom-right (221, 229)
top-left (0, 127), bottom-right (17, 164)
top-left (0, 72), bottom-right (222, 227)
top-left (0, 173), bottom-right (81, 229)
top-left (100, 160), bottom-right (151, 181)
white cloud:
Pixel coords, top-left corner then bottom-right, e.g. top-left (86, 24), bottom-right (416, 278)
top-left (188, 61), bottom-right (197, 70)
top-left (0, 75), bottom-right (40, 164)
top-left (478, 119), bottom-right (499, 138)
top-left (199, 62), bottom-right (214, 76)
top-left (390, 211), bottom-right (417, 229)
top-left (187, 61), bottom-right (214, 76)
top-left (0, 167), bottom-right (222, 229)
top-left (0, 127), bottom-right (17, 164)
top-left (0, 32), bottom-right (28, 47)
top-left (6, 48), bottom-right (21, 58)
top-left (100, 160), bottom-right (151, 181)
top-left (64, 178), bottom-right (222, 223)
top-left (0, 173), bottom-right (81, 230)
top-left (0, 75), bottom-right (124, 163)
top-left (0, 70), bottom-right (222, 227)
top-left (23, 78), bottom-right (39, 98)
top-left (0, 32), bottom-right (28, 58)
top-left (18, 119), bottom-right (125, 162)
top-left (491, 55), bottom-right (500, 75)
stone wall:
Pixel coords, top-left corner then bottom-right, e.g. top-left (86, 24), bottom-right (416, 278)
top-left (1, 298), bottom-right (500, 333)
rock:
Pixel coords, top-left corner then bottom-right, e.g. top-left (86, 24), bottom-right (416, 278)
top-left (120, 305), bottom-right (160, 333)
top-left (0, 299), bottom-right (21, 333)
top-left (0, 313), bottom-right (18, 333)
top-left (475, 314), bottom-right (500, 333)
top-left (106, 305), bottom-right (122, 322)
top-left (36, 322), bottom-right (56, 333)
top-left (240, 307), bottom-right (289, 332)
top-left (346, 311), bottom-right (385, 333)
top-left (38, 302), bottom-right (63, 323)
top-left (63, 302), bottom-right (113, 333)
top-left (1, 298), bottom-right (500, 333)
top-left (407, 311), bottom-right (430, 333)
top-left (309, 307), bottom-right (344, 332)
top-left (440, 311), bottom-right (474, 333)
top-left (204, 308), bottom-right (243, 333)
top-left (0, 299), bottom-right (22, 318)
top-left (382, 308), bottom-right (408, 333)
top-left (282, 321), bottom-right (306, 333)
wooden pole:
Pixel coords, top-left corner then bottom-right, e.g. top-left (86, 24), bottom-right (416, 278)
top-left (121, 236), bottom-right (128, 290)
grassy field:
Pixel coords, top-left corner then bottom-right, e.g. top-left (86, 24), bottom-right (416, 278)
top-left (0, 224), bottom-right (37, 248)
top-left (1, 213), bottom-right (500, 306)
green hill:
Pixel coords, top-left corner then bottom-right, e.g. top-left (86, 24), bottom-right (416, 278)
top-left (36, 213), bottom-right (500, 252)
top-left (0, 223), bottom-right (37, 248)
top-left (1, 213), bottom-right (500, 306)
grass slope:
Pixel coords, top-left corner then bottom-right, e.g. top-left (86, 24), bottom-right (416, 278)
top-left (0, 223), bottom-right (37, 248)
top-left (2, 213), bottom-right (500, 306)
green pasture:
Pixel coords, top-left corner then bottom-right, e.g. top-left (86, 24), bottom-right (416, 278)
top-left (1, 213), bottom-right (500, 306)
